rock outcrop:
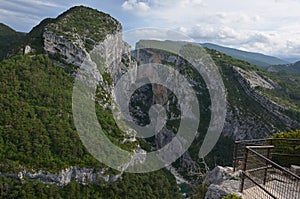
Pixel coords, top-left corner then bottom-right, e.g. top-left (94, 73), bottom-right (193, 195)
top-left (232, 66), bottom-right (300, 129)
top-left (233, 66), bottom-right (277, 89)
top-left (134, 44), bottom-right (293, 142)
top-left (23, 45), bottom-right (33, 55)
top-left (203, 166), bottom-right (242, 199)
top-left (43, 30), bottom-right (88, 66)
top-left (0, 166), bottom-right (121, 186)
top-left (41, 6), bottom-right (140, 183)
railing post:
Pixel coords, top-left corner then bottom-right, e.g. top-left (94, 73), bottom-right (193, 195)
top-left (233, 142), bottom-right (238, 172)
top-left (269, 138), bottom-right (273, 146)
top-left (263, 147), bottom-right (272, 185)
top-left (240, 147), bottom-right (249, 193)
top-left (269, 138), bottom-right (273, 160)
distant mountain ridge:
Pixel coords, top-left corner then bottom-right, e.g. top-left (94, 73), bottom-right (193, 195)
top-left (267, 61), bottom-right (300, 74)
top-left (201, 43), bottom-right (289, 69)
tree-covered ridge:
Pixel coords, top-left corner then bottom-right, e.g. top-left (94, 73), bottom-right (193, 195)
top-left (260, 72), bottom-right (300, 120)
top-left (0, 8), bottom-right (183, 197)
top-left (267, 61), bottom-right (300, 74)
top-left (46, 6), bottom-right (121, 44)
top-left (207, 48), bottom-right (300, 123)
top-left (202, 43), bottom-right (289, 69)
top-left (0, 23), bottom-right (25, 60)
top-left (1, 6), bottom-right (122, 57)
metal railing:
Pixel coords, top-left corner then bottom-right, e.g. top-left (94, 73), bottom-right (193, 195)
top-left (233, 138), bottom-right (300, 172)
top-left (240, 146), bottom-right (300, 199)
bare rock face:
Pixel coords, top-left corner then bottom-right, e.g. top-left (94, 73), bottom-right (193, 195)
top-left (203, 166), bottom-right (242, 199)
top-left (134, 45), bottom-right (297, 142)
top-left (205, 182), bottom-right (241, 199)
top-left (205, 184), bottom-right (229, 199)
top-left (203, 166), bottom-right (229, 185)
top-left (233, 66), bottom-right (275, 89)
top-left (43, 30), bottom-right (88, 66)
top-left (203, 166), bottom-right (240, 185)
top-left (43, 27), bottom-right (134, 87)
top-left (232, 66), bottom-right (300, 130)
top-left (90, 33), bottom-right (132, 84)
top-left (3, 166), bottom-right (122, 186)
top-left (222, 109), bottom-right (277, 140)
top-left (41, 9), bottom-right (138, 183)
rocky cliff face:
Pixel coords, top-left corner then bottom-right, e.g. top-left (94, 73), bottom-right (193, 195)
top-left (134, 46), bottom-right (292, 142)
top-left (203, 166), bottom-right (242, 199)
top-left (0, 166), bottom-right (121, 186)
top-left (43, 30), bottom-right (88, 66)
top-left (131, 42), bottom-right (300, 184)
top-left (43, 24), bottom-right (130, 78)
top-left (232, 66), bottom-right (300, 130)
top-left (132, 46), bottom-right (211, 183)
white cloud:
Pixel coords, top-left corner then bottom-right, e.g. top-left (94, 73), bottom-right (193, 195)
top-left (0, 0), bottom-right (299, 58)
top-left (122, 0), bottom-right (150, 14)
top-left (150, 0), bottom-right (204, 8)
top-left (120, 0), bottom-right (300, 58)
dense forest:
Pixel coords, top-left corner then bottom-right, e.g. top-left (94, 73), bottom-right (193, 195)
top-left (0, 54), bottom-right (181, 198)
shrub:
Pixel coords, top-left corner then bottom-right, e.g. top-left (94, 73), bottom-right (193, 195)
top-left (222, 193), bottom-right (242, 199)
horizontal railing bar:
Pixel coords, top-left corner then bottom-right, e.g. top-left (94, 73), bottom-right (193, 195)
top-left (246, 165), bottom-right (273, 173)
top-left (236, 153), bottom-right (300, 160)
top-left (246, 145), bottom-right (274, 149)
top-left (234, 137), bottom-right (300, 198)
top-left (235, 138), bottom-right (267, 144)
top-left (235, 138), bottom-right (300, 144)
top-left (247, 147), bottom-right (300, 180)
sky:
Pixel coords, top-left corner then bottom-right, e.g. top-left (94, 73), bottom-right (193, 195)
top-left (1, 0), bottom-right (300, 61)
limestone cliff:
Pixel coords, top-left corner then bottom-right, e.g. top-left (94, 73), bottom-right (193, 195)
top-left (43, 30), bottom-right (88, 66)
top-left (0, 166), bottom-right (121, 186)
top-left (203, 166), bottom-right (241, 199)
top-left (134, 44), bottom-right (294, 142)
top-left (132, 41), bottom-right (300, 184)
top-left (232, 66), bottom-right (299, 130)
top-left (0, 6), bottom-right (139, 185)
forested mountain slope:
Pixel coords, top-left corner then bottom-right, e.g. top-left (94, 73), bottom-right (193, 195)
top-left (0, 23), bottom-right (25, 60)
top-left (0, 6), bottom-right (299, 199)
top-left (0, 6), bottom-right (181, 199)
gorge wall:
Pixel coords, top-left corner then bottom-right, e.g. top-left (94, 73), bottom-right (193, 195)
top-left (0, 166), bottom-right (121, 186)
